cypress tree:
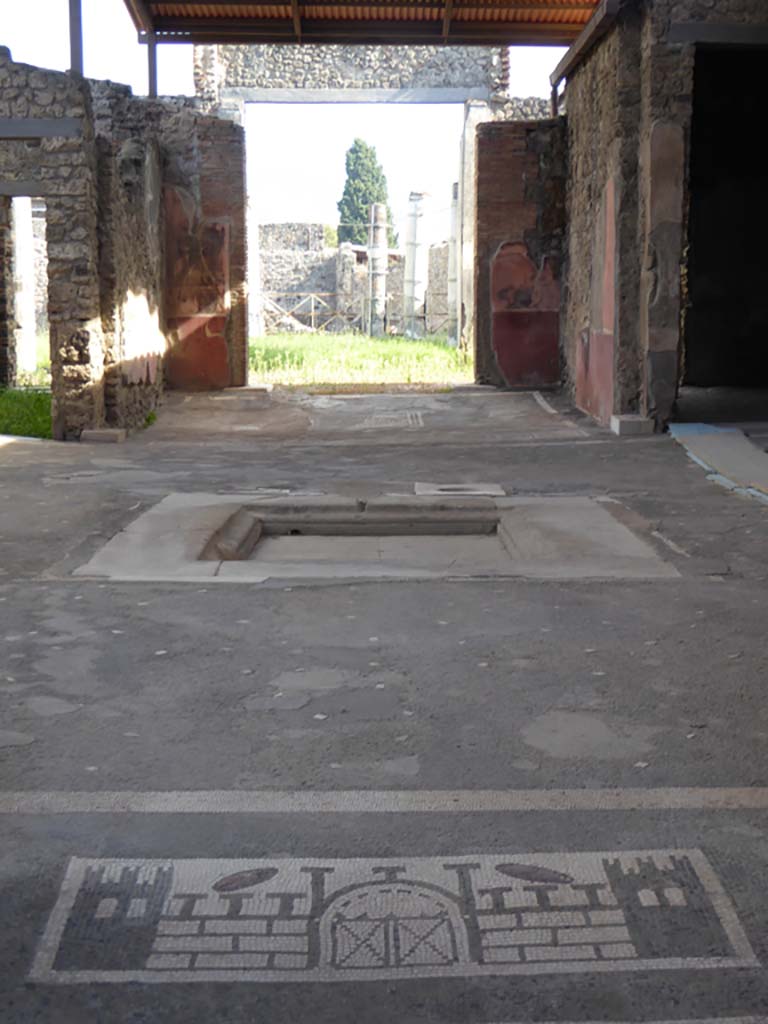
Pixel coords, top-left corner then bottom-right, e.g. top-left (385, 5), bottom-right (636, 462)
top-left (337, 138), bottom-right (397, 248)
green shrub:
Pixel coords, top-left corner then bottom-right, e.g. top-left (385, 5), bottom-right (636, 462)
top-left (0, 389), bottom-right (52, 439)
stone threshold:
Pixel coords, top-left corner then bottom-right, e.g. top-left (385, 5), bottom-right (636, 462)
top-left (669, 424), bottom-right (768, 503)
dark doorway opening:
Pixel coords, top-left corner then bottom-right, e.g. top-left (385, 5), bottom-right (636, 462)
top-left (677, 47), bottom-right (768, 430)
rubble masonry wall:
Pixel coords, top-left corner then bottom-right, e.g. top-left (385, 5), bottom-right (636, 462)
top-left (0, 51), bottom-right (104, 438)
top-left (0, 53), bottom-right (247, 435)
top-left (564, 0), bottom-right (768, 424)
top-left (194, 44), bottom-right (509, 107)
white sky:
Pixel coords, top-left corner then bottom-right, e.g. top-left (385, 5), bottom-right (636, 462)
top-left (3, 2), bottom-right (564, 244)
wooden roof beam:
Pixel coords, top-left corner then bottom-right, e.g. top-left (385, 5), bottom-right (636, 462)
top-left (151, 0), bottom-right (595, 8)
top-left (550, 0), bottom-right (620, 88)
top-left (442, 0), bottom-right (453, 40)
top-left (151, 29), bottom-right (581, 46)
top-left (151, 21), bottom-right (585, 45)
top-left (124, 0), bottom-right (155, 34)
top-left (291, 0), bottom-right (303, 39)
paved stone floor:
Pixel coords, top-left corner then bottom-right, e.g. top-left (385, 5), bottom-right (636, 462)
top-left (2, 388), bottom-right (768, 1023)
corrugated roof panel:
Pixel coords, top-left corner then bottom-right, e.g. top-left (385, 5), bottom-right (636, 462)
top-left (149, 0), bottom-right (597, 18)
top-left (450, 7), bottom-right (593, 24)
top-left (153, 3), bottom-right (288, 14)
top-left (300, 5), bottom-right (441, 19)
top-left (143, 0), bottom-right (598, 42)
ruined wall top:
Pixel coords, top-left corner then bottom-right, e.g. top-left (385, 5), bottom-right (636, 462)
top-left (0, 48), bottom-right (90, 121)
top-left (260, 223), bottom-right (326, 251)
top-left (194, 44), bottom-right (509, 108)
top-left (491, 96), bottom-right (552, 121)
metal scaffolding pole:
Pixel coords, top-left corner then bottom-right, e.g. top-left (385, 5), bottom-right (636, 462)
top-left (147, 34), bottom-right (158, 97)
top-left (404, 191), bottom-right (427, 338)
top-left (367, 202), bottom-right (388, 337)
top-left (447, 181), bottom-right (459, 346)
top-left (69, 0), bottom-right (83, 75)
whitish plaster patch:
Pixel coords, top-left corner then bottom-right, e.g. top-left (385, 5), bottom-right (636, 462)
top-left (25, 696), bottom-right (81, 717)
top-left (0, 729), bottom-right (35, 748)
top-left (522, 712), bottom-right (658, 761)
top-left (489, 1019), bottom-right (766, 1024)
top-left (31, 849), bottom-right (756, 984)
top-left (243, 692), bottom-right (310, 711)
top-left (267, 669), bottom-right (357, 693)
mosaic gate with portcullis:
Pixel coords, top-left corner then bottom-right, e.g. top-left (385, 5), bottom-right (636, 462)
top-left (32, 849), bottom-right (757, 983)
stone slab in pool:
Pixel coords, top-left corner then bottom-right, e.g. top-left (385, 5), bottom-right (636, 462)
top-left (217, 533), bottom-right (508, 579)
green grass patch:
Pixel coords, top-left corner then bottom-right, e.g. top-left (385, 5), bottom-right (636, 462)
top-left (249, 333), bottom-right (473, 388)
top-left (0, 389), bottom-right (52, 439)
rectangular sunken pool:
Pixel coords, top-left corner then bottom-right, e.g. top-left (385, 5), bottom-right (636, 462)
top-left (73, 493), bottom-right (680, 583)
top-left (203, 504), bottom-right (504, 579)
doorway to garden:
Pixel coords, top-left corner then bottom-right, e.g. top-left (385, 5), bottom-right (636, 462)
top-left (11, 196), bottom-right (50, 388)
top-left (0, 196), bottom-right (52, 441)
top-left (244, 100), bottom-right (473, 392)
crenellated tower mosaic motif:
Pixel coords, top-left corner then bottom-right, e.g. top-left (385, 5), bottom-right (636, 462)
top-left (32, 849), bottom-right (757, 983)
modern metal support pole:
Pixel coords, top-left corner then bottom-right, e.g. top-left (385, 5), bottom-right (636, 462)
top-left (69, 0), bottom-right (84, 75)
top-left (368, 202), bottom-right (388, 337)
top-left (148, 34), bottom-right (158, 98)
top-left (447, 182), bottom-right (459, 346)
top-left (248, 198), bottom-right (265, 336)
top-left (404, 191), bottom-right (427, 338)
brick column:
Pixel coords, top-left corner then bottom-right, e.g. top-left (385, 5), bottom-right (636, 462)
top-left (200, 116), bottom-right (248, 386)
top-left (165, 114), bottom-right (248, 390)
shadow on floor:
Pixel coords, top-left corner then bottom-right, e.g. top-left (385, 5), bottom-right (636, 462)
top-left (674, 387), bottom-right (768, 450)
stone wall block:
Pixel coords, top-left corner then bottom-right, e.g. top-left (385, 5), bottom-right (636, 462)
top-left (198, 44), bottom-right (507, 99)
top-left (565, 0), bottom-right (768, 426)
top-left (644, 220), bottom-right (683, 328)
top-left (639, 11), bottom-right (694, 421)
top-left (647, 120), bottom-right (685, 229)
